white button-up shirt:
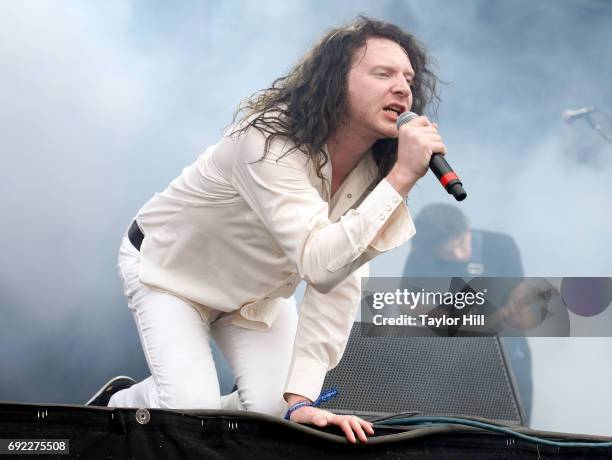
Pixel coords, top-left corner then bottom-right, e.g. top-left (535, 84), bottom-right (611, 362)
top-left (135, 126), bottom-right (416, 401)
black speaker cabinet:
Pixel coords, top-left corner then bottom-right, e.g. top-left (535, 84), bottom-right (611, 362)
top-left (322, 322), bottom-right (524, 425)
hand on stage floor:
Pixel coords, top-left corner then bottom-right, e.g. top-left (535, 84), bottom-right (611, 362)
top-left (289, 405), bottom-right (375, 443)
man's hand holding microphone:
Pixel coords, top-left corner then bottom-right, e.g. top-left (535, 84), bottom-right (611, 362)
top-left (387, 112), bottom-right (466, 201)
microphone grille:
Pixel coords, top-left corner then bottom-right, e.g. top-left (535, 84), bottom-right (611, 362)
top-left (397, 111), bottom-right (418, 129)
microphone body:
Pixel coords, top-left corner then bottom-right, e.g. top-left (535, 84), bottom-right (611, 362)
top-left (396, 111), bottom-right (467, 202)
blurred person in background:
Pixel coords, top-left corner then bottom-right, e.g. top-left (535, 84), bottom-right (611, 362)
top-left (403, 203), bottom-right (533, 424)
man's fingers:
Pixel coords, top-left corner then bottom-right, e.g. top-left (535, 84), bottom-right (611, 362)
top-left (292, 408), bottom-right (374, 444)
top-left (406, 115), bottom-right (432, 127)
top-left (348, 417), bottom-right (368, 443)
top-left (336, 416), bottom-right (374, 443)
top-left (339, 420), bottom-right (357, 443)
top-left (422, 133), bottom-right (443, 143)
top-left (362, 420), bottom-right (375, 435)
top-left (410, 126), bottom-right (439, 135)
top-left (430, 142), bottom-right (447, 154)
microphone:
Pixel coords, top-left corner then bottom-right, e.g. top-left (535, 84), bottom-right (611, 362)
top-left (562, 107), bottom-right (596, 123)
top-left (397, 111), bottom-right (467, 202)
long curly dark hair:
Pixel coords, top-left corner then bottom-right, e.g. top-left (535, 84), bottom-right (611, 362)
top-left (231, 16), bottom-right (440, 183)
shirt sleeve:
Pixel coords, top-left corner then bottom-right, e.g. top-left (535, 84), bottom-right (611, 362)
top-left (283, 263), bottom-right (367, 401)
top-left (230, 128), bottom-right (415, 294)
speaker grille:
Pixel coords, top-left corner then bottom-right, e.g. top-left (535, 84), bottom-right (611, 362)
top-left (322, 322), bottom-right (522, 423)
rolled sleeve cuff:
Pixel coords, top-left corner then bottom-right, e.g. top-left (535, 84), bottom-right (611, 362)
top-left (370, 203), bottom-right (415, 252)
top-left (326, 179), bottom-right (414, 272)
top-left (283, 355), bottom-right (329, 402)
top-left (358, 178), bottom-right (404, 232)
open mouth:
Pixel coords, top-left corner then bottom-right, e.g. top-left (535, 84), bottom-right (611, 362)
top-left (383, 104), bottom-right (405, 118)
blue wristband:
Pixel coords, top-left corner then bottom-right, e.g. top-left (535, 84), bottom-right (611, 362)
top-left (284, 388), bottom-right (339, 421)
top-left (284, 401), bottom-right (311, 420)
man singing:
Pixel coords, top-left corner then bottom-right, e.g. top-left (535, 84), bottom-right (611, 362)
top-left (87, 16), bottom-right (445, 443)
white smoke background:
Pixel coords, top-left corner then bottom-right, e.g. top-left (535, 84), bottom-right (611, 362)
top-left (1, 0), bottom-right (611, 436)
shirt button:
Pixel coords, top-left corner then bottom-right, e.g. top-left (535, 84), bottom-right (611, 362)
top-left (347, 193), bottom-right (352, 199)
top-left (393, 197), bottom-right (399, 204)
top-left (386, 204), bottom-right (392, 211)
top-left (357, 245), bottom-right (364, 252)
top-left (379, 214), bottom-right (385, 221)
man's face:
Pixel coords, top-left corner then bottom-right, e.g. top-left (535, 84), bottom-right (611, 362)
top-left (436, 230), bottom-right (472, 263)
top-left (345, 37), bottom-right (415, 142)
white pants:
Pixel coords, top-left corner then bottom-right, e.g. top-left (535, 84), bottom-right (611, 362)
top-left (108, 234), bottom-right (298, 417)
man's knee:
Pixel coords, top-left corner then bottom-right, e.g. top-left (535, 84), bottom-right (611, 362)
top-left (158, 382), bottom-right (221, 410)
top-left (240, 390), bottom-right (286, 417)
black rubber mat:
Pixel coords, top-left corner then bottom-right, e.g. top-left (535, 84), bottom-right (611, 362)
top-left (1, 402), bottom-right (611, 459)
